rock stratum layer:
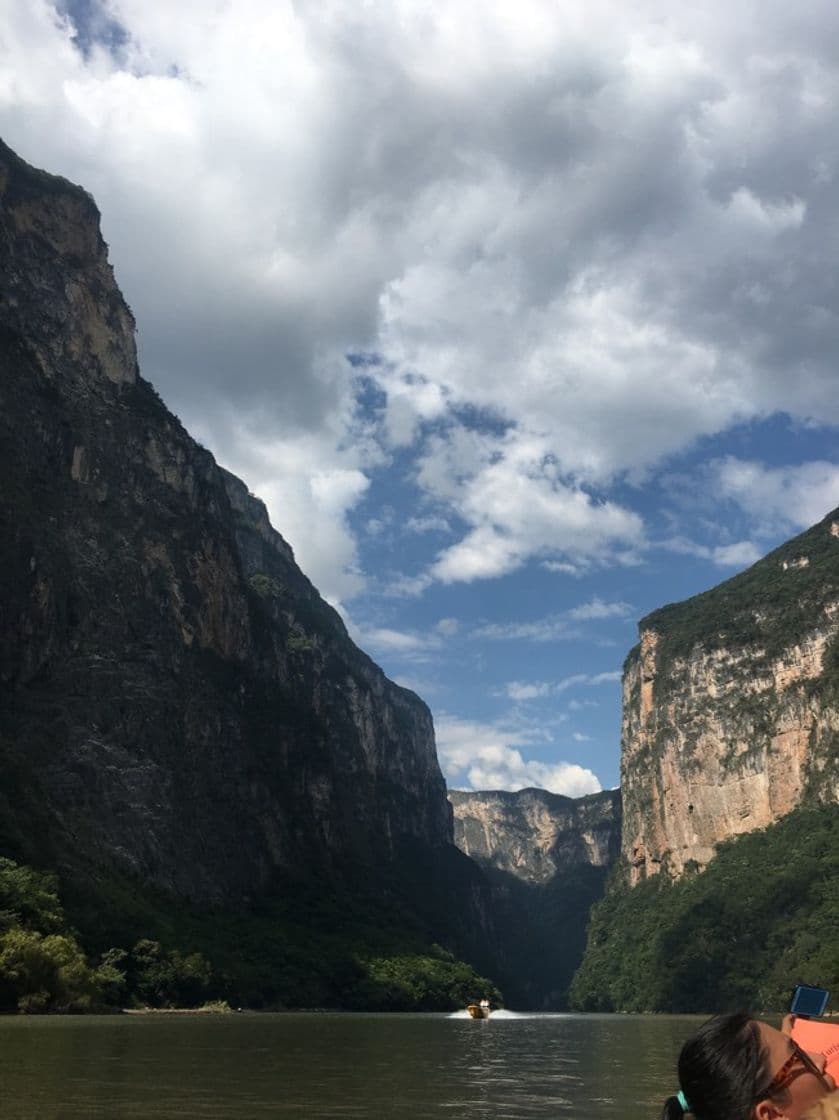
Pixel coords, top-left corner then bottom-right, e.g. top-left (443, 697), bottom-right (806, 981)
top-left (0, 140), bottom-right (483, 946)
top-left (621, 512), bottom-right (839, 884)
top-left (449, 787), bottom-right (621, 883)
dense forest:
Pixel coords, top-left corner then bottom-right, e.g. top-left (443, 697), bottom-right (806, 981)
top-left (570, 803), bottom-right (839, 1012)
top-left (0, 856), bottom-right (499, 1013)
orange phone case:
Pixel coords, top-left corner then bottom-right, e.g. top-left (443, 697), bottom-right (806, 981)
top-left (791, 1017), bottom-right (839, 1081)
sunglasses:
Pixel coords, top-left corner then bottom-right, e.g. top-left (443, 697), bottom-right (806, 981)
top-left (760, 1041), bottom-right (831, 1099)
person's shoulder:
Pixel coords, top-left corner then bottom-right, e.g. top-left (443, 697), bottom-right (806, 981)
top-left (803, 1091), bottom-right (839, 1120)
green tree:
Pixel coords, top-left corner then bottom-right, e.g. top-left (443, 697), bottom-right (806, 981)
top-left (0, 928), bottom-right (98, 1012)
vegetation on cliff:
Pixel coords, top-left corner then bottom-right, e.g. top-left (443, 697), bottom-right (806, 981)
top-left (637, 508), bottom-right (839, 678)
top-left (0, 855), bottom-right (498, 1013)
top-left (0, 856), bottom-right (214, 1012)
top-left (569, 804), bottom-right (839, 1012)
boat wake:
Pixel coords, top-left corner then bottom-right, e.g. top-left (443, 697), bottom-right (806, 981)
top-left (448, 1009), bottom-right (527, 1019)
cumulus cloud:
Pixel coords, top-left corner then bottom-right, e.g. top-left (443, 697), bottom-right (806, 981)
top-left (712, 458), bottom-right (839, 533)
top-left (5, 1), bottom-right (839, 603)
top-left (436, 713), bottom-right (601, 796)
top-left (424, 435), bottom-right (645, 582)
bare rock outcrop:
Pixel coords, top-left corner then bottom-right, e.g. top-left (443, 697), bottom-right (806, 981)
top-left (621, 517), bottom-right (839, 884)
top-left (449, 787), bottom-right (620, 883)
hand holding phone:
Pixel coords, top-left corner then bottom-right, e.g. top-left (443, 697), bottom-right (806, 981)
top-left (790, 984), bottom-right (830, 1018)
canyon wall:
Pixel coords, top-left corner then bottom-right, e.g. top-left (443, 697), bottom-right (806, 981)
top-left (449, 788), bottom-right (621, 1007)
top-left (0, 139), bottom-right (485, 947)
top-left (621, 516), bottom-right (839, 884)
top-left (449, 787), bottom-right (620, 882)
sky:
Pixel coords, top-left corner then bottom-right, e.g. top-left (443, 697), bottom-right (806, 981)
top-left (3, 0), bottom-right (839, 795)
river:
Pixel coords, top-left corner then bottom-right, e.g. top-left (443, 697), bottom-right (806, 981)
top-left (0, 1010), bottom-right (705, 1118)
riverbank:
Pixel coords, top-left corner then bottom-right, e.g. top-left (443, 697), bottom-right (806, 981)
top-left (123, 1001), bottom-right (238, 1015)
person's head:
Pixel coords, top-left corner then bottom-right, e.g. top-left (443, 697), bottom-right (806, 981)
top-left (659, 1013), bottom-right (835, 1120)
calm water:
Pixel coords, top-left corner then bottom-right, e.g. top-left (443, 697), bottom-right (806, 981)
top-left (0, 1011), bottom-right (704, 1118)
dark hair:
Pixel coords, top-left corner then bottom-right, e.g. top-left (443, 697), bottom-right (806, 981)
top-left (658, 1013), bottom-right (768, 1120)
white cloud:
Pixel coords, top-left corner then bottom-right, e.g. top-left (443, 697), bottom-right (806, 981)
top-left (422, 431), bottom-right (646, 583)
top-left (712, 458), bottom-right (839, 534)
top-left (382, 572), bottom-right (434, 599)
top-left (710, 541), bottom-right (764, 568)
top-left (658, 533), bottom-right (763, 570)
top-left (556, 671), bottom-right (622, 693)
top-left (568, 597), bottom-right (634, 620)
top-left (357, 626), bottom-right (441, 658)
top-left (435, 617), bottom-right (460, 636)
top-left (436, 713), bottom-right (601, 796)
top-left (474, 615), bottom-right (575, 642)
top-left (5, 0), bottom-right (839, 604)
top-left (406, 515), bottom-right (452, 534)
top-left (504, 672), bottom-right (620, 701)
top-left (572, 731), bottom-right (592, 742)
top-left (542, 560), bottom-right (581, 575)
top-left (505, 681), bottom-right (552, 701)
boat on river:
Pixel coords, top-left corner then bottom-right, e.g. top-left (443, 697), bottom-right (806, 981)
top-left (466, 1000), bottom-right (491, 1019)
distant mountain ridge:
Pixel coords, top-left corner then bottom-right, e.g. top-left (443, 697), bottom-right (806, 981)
top-left (449, 786), bottom-right (620, 883)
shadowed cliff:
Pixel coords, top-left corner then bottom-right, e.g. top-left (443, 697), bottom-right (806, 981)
top-left (450, 787), bottom-right (621, 1007)
top-left (0, 138), bottom-right (498, 1004)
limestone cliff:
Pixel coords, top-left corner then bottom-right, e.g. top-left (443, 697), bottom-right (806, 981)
top-left (449, 787), bottom-right (621, 882)
top-left (449, 788), bottom-right (620, 1008)
top-left (0, 138), bottom-right (484, 958)
top-left (622, 513), bottom-right (839, 884)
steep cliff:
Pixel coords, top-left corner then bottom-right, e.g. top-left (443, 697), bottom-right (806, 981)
top-left (449, 788), bottom-right (620, 1007)
top-left (621, 512), bottom-right (839, 884)
top-left (0, 139), bottom-right (494, 994)
top-left (449, 787), bottom-right (620, 882)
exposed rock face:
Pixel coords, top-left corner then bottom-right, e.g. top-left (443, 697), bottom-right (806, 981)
top-left (449, 788), bottom-right (621, 1008)
top-left (622, 515), bottom-right (839, 884)
top-left (0, 141), bottom-right (467, 924)
top-left (449, 787), bottom-right (621, 882)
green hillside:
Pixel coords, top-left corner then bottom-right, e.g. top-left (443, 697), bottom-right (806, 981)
top-left (570, 803), bottom-right (839, 1013)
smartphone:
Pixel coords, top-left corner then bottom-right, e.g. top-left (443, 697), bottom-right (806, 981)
top-left (790, 984), bottom-right (830, 1018)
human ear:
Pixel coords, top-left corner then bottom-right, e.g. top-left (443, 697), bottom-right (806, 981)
top-left (753, 1101), bottom-right (784, 1120)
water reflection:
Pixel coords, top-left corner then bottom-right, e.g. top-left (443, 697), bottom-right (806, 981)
top-left (0, 1012), bottom-right (703, 1119)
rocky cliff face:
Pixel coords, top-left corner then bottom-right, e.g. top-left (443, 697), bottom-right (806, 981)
top-left (449, 787), bottom-right (621, 882)
top-left (0, 141), bottom-right (468, 923)
top-left (449, 788), bottom-right (620, 1008)
top-left (622, 513), bottom-right (839, 884)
